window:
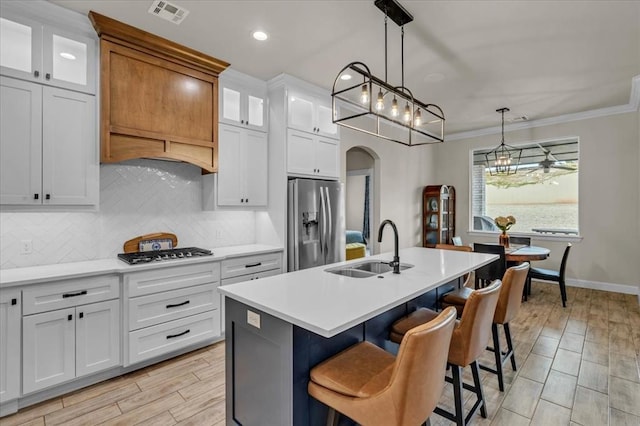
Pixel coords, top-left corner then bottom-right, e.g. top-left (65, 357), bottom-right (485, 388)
top-left (471, 138), bottom-right (579, 235)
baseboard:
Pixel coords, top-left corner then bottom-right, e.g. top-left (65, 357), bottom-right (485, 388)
top-left (565, 278), bottom-right (639, 296)
top-left (533, 278), bottom-right (640, 305)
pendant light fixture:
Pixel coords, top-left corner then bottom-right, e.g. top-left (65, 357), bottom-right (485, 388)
top-left (331, 0), bottom-right (445, 146)
top-left (484, 107), bottom-right (522, 176)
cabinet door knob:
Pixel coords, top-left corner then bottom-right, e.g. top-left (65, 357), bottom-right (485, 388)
top-left (241, 120), bottom-right (245, 124)
top-left (34, 193), bottom-right (39, 200)
top-left (67, 314), bottom-right (73, 321)
top-left (34, 70), bottom-right (40, 78)
top-left (11, 298), bottom-right (17, 305)
top-left (45, 194), bottom-right (51, 200)
top-left (45, 73), bottom-right (51, 80)
top-left (245, 198), bottom-right (249, 203)
top-left (79, 312), bottom-right (84, 319)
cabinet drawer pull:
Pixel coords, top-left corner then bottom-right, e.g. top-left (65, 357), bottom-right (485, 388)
top-left (166, 300), bottom-right (190, 309)
top-left (62, 290), bottom-right (87, 298)
top-left (34, 70), bottom-right (40, 77)
top-left (45, 194), bottom-right (51, 200)
top-left (245, 262), bottom-right (262, 268)
top-left (11, 298), bottom-right (18, 305)
top-left (67, 314), bottom-right (73, 321)
top-left (34, 193), bottom-right (39, 200)
top-left (166, 329), bottom-right (190, 339)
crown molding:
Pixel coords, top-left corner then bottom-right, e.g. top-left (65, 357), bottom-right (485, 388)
top-left (447, 75), bottom-right (640, 142)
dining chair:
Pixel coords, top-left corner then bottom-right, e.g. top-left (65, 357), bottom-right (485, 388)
top-left (472, 243), bottom-right (506, 289)
top-left (529, 243), bottom-right (572, 307)
top-left (505, 236), bottom-right (532, 297)
top-left (308, 307), bottom-right (457, 426)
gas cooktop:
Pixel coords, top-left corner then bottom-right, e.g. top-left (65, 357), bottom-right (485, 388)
top-left (117, 247), bottom-right (213, 265)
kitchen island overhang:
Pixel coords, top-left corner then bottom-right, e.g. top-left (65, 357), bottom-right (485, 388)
top-left (219, 247), bottom-right (498, 426)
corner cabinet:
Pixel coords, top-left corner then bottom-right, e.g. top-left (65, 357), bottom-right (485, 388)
top-left (422, 185), bottom-right (455, 247)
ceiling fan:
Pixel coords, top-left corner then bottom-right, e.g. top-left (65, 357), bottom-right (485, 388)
top-left (531, 149), bottom-right (576, 174)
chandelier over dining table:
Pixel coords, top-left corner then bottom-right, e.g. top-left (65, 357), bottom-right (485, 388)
top-left (331, 0), bottom-right (445, 147)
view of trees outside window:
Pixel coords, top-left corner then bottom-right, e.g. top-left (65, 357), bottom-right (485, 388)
top-left (472, 139), bottom-right (579, 234)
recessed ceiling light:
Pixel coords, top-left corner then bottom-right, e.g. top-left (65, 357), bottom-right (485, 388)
top-left (252, 31), bottom-right (268, 41)
top-left (340, 74), bottom-right (352, 81)
top-left (60, 52), bottom-right (76, 60)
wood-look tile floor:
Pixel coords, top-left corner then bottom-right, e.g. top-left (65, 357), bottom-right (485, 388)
top-left (3, 282), bottom-right (639, 426)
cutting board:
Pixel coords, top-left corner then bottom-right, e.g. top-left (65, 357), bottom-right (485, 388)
top-left (123, 233), bottom-right (178, 253)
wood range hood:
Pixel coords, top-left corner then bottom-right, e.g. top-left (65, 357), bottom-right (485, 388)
top-left (89, 12), bottom-right (229, 173)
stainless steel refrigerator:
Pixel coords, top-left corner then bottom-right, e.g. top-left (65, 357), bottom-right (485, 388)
top-left (288, 178), bottom-right (345, 271)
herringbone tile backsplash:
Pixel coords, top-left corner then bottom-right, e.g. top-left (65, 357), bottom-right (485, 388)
top-left (0, 159), bottom-right (256, 269)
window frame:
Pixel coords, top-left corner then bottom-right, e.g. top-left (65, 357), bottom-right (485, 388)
top-left (467, 136), bottom-right (583, 242)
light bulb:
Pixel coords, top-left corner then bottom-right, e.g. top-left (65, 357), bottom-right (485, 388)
top-left (361, 84), bottom-right (369, 104)
top-left (391, 97), bottom-right (399, 117)
top-left (376, 89), bottom-right (384, 111)
top-left (403, 102), bottom-right (411, 122)
top-left (414, 108), bottom-right (422, 126)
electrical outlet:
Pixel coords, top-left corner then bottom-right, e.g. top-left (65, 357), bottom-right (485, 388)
top-left (21, 240), bottom-right (33, 255)
top-left (247, 310), bottom-right (261, 329)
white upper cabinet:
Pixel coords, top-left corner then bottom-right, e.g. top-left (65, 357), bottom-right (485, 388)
top-left (287, 129), bottom-right (339, 179)
top-left (287, 89), bottom-right (338, 139)
top-left (216, 123), bottom-right (268, 207)
top-left (219, 69), bottom-right (267, 132)
top-left (0, 11), bottom-right (96, 94)
top-left (0, 76), bottom-right (97, 205)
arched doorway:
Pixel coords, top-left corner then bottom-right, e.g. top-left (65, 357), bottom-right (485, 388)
top-left (346, 146), bottom-right (380, 255)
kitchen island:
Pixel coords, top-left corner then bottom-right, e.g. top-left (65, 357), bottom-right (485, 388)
top-left (218, 246), bottom-right (497, 426)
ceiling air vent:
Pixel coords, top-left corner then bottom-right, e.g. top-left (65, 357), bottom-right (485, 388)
top-left (507, 115), bottom-right (529, 123)
top-left (148, 0), bottom-right (189, 25)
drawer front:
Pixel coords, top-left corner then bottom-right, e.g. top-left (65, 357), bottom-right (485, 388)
top-left (125, 262), bottom-right (220, 297)
top-left (22, 275), bottom-right (120, 315)
top-left (220, 252), bottom-right (282, 279)
top-left (128, 311), bottom-right (220, 365)
top-left (128, 283), bottom-right (219, 331)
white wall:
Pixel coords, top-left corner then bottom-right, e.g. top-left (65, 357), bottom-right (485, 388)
top-left (345, 174), bottom-right (366, 231)
top-left (0, 159), bottom-right (256, 268)
top-left (434, 112), bottom-right (640, 290)
top-left (340, 127), bottom-right (437, 255)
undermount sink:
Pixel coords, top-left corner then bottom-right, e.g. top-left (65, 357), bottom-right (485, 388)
top-left (325, 260), bottom-right (414, 278)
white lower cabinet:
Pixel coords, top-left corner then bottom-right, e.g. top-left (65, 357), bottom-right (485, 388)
top-left (21, 275), bottom-right (120, 394)
top-left (124, 262), bottom-right (221, 366)
top-left (0, 290), bottom-right (20, 405)
top-left (22, 299), bottom-right (120, 394)
top-left (219, 252), bottom-right (283, 333)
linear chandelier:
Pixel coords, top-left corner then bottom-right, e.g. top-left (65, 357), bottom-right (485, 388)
top-left (331, 0), bottom-right (445, 147)
top-left (484, 107), bottom-right (522, 175)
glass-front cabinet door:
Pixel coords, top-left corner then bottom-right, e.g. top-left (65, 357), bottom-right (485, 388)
top-left (220, 77), bottom-right (267, 132)
top-left (0, 14), bottom-right (95, 94)
top-left (0, 14), bottom-right (42, 81)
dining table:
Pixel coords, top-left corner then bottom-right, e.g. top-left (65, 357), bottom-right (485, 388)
top-left (504, 244), bottom-right (550, 262)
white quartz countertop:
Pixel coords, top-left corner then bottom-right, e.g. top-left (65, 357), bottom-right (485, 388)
top-left (218, 247), bottom-right (497, 338)
top-left (0, 244), bottom-right (283, 288)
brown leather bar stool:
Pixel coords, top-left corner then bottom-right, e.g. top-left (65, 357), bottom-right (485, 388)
top-left (308, 307), bottom-right (457, 426)
top-left (390, 280), bottom-right (502, 426)
top-left (440, 263), bottom-right (530, 391)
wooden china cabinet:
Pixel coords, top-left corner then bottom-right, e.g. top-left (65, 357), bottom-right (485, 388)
top-left (422, 185), bottom-right (456, 247)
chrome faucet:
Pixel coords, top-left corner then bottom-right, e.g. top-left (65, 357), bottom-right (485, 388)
top-left (377, 219), bottom-right (400, 274)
